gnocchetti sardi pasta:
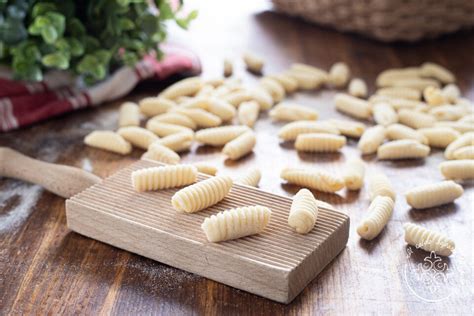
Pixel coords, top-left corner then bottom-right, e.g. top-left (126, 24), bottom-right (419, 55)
top-left (377, 139), bottom-right (430, 160)
top-left (288, 188), bottom-right (319, 234)
top-left (117, 126), bottom-right (158, 150)
top-left (368, 173), bottom-right (395, 201)
top-left (375, 67), bottom-right (421, 87)
top-left (268, 73), bottom-right (298, 93)
top-left (435, 121), bottom-right (474, 134)
top-left (222, 131), bottom-right (256, 160)
top-left (423, 86), bottom-right (446, 106)
top-left (195, 125), bottom-right (251, 146)
top-left (294, 133), bottom-right (346, 152)
top-left (334, 93), bottom-right (371, 119)
top-left (444, 132), bottom-right (474, 159)
top-left (159, 77), bottom-right (202, 100)
top-left (441, 84), bottom-right (460, 103)
top-left (369, 95), bottom-right (426, 111)
top-left (238, 101), bottom-right (259, 128)
top-left (404, 223), bottom-right (455, 256)
top-left (328, 62), bottom-right (350, 87)
top-left (118, 102), bottom-right (140, 127)
top-left (281, 167), bottom-right (344, 193)
top-left (201, 205), bottom-right (271, 242)
top-left (418, 127), bottom-right (460, 148)
top-left (389, 77), bottom-right (440, 91)
top-left (343, 158), bottom-right (366, 190)
top-left (357, 196), bottom-right (394, 240)
top-left (142, 143), bottom-right (180, 164)
top-left (173, 108), bottom-right (222, 128)
top-left (439, 160), bottom-right (474, 180)
top-left (372, 102), bottom-right (398, 126)
top-left (149, 112), bottom-right (197, 130)
top-left (348, 78), bottom-right (367, 98)
top-left (207, 98), bottom-right (236, 121)
top-left (236, 167), bottom-right (262, 187)
top-left (420, 62), bottom-right (455, 84)
top-left (193, 162), bottom-right (218, 176)
top-left (358, 125), bottom-right (386, 155)
top-left (328, 119), bottom-right (366, 138)
top-left (260, 77), bottom-right (285, 102)
top-left (405, 180), bottom-right (463, 209)
top-left (146, 120), bottom-right (194, 137)
top-left (269, 102), bottom-right (319, 122)
top-left (84, 130), bottom-right (131, 155)
top-left (243, 52), bottom-right (264, 73)
top-left (284, 69), bottom-right (322, 90)
top-left (429, 105), bottom-right (464, 121)
top-left (398, 109), bottom-right (436, 129)
top-left (156, 132), bottom-right (193, 153)
top-left (386, 124), bottom-right (428, 144)
top-left (452, 146), bottom-right (474, 159)
top-left (139, 97), bottom-right (175, 117)
top-left (291, 63), bottom-right (328, 84)
top-left (131, 165), bottom-right (197, 191)
top-left (376, 87), bottom-right (421, 101)
top-left (278, 120), bottom-right (340, 141)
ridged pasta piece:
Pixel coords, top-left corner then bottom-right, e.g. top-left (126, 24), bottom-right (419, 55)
top-left (376, 87), bottom-right (421, 101)
top-left (343, 158), bottom-right (366, 190)
top-left (405, 180), bottom-right (463, 209)
top-left (249, 87), bottom-right (274, 111)
top-left (146, 120), bottom-right (193, 137)
top-left (358, 125), bottom-right (386, 155)
top-left (348, 78), bottom-right (368, 98)
top-left (377, 139), bottom-right (430, 160)
top-left (260, 77), bottom-right (285, 102)
top-left (328, 62), bottom-right (350, 87)
top-left (369, 95), bottom-right (426, 111)
top-left (372, 102), bottom-right (398, 126)
top-left (223, 90), bottom-right (252, 107)
top-left (334, 93), bottom-right (371, 119)
top-left (435, 121), bottom-right (474, 134)
top-left (386, 124), bottom-right (428, 144)
top-left (142, 143), bottom-right (180, 164)
top-left (389, 77), bottom-right (440, 91)
top-left (117, 126), bottom-right (159, 150)
top-left (441, 84), bottom-right (460, 103)
top-left (236, 167), bottom-right (261, 187)
top-left (418, 127), bottom-right (460, 148)
top-left (278, 121), bottom-right (340, 141)
top-left (243, 52), bottom-right (264, 73)
top-left (420, 62), bottom-right (455, 84)
top-left (178, 97), bottom-right (209, 110)
top-left (288, 188), bottom-right (318, 234)
top-left (222, 131), bottom-right (256, 160)
top-left (291, 63), bottom-right (328, 87)
top-left (155, 132), bottom-right (193, 153)
top-left (84, 131), bottom-right (132, 155)
top-left (452, 146), bottom-right (474, 159)
top-left (223, 58), bottom-right (233, 77)
top-left (195, 84), bottom-right (215, 98)
top-left (195, 125), bottom-right (250, 146)
top-left (201, 205), bottom-right (271, 242)
top-left (159, 77), bottom-right (202, 100)
top-left (284, 69), bottom-right (323, 90)
top-left (269, 102), bottom-right (319, 122)
top-left (139, 97), bottom-right (175, 117)
top-left (439, 160), bottom-right (474, 180)
top-left (281, 167), bottom-right (344, 193)
top-left (131, 165), bottom-right (197, 191)
top-left (423, 86), bottom-right (446, 106)
top-left (368, 173), bottom-right (395, 201)
top-left (172, 175), bottom-right (233, 213)
top-left (149, 112), bottom-right (197, 130)
top-left (238, 101), bottom-right (259, 128)
top-left (267, 74), bottom-right (298, 93)
top-left (193, 162), bottom-right (218, 176)
top-left (398, 109), bottom-right (436, 129)
top-left (429, 105), bottom-right (464, 121)
top-left (458, 113), bottom-right (474, 124)
top-left (357, 196), bottom-right (394, 240)
top-left (404, 223), bottom-right (455, 256)
top-left (295, 133), bottom-right (346, 152)
top-left (328, 119), bottom-right (366, 138)
top-left (118, 102), bottom-right (140, 127)
top-left (207, 98), bottom-right (236, 121)
top-left (444, 132), bottom-right (474, 159)
top-left (376, 67), bottom-right (421, 87)
top-left (173, 108), bottom-right (222, 128)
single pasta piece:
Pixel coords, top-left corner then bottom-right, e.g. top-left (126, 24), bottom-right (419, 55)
top-left (173, 108), bottom-right (222, 128)
top-left (159, 77), bottom-right (202, 100)
top-left (195, 84), bottom-right (215, 98)
top-left (376, 67), bottom-right (422, 87)
top-left (357, 196), bottom-right (394, 240)
top-left (369, 95), bottom-right (426, 111)
top-left (139, 97), bottom-right (175, 117)
top-left (404, 223), bottom-right (455, 256)
top-left (156, 132), bottom-right (193, 153)
top-left (284, 69), bottom-right (323, 90)
top-left (267, 74), bottom-right (298, 93)
top-left (172, 175), bottom-right (233, 213)
top-left (249, 87), bottom-right (274, 111)
top-left (372, 102), bottom-right (398, 126)
top-left (223, 90), bottom-right (253, 107)
top-left (358, 125), bottom-right (386, 155)
top-left (269, 102), bottom-right (319, 122)
top-left (193, 162), bottom-right (218, 176)
top-left (343, 158), bottom-right (366, 190)
top-left (295, 133), bottom-right (346, 152)
top-left (142, 143), bottom-right (180, 164)
top-left (236, 167), bottom-right (261, 187)
top-left (328, 62), bottom-right (350, 87)
top-left (238, 101), bottom-right (259, 128)
top-left (441, 84), bottom-right (460, 104)
top-left (281, 167), bottom-right (344, 193)
top-left (260, 77), bottom-right (285, 102)
top-left (376, 87), bottom-right (421, 101)
top-left (328, 119), bottom-right (366, 138)
top-left (405, 180), bottom-right (463, 209)
top-left (290, 63), bottom-right (328, 87)
top-left (368, 173), bottom-right (395, 201)
top-left (207, 98), bottom-right (236, 121)
top-left (201, 205), bottom-right (271, 242)
top-left (334, 93), bottom-right (371, 119)
top-left (223, 58), bottom-right (233, 77)
top-left (243, 52), bottom-right (264, 73)
top-left (146, 120), bottom-right (193, 137)
top-left (429, 105), bottom-right (464, 121)
top-left (118, 102), bottom-right (140, 127)
top-left (149, 112), bottom-right (196, 130)
top-left (423, 86), bottom-right (446, 106)
top-left (420, 62), bottom-right (455, 84)
top-left (444, 132), bottom-right (474, 159)
top-left (131, 165), bottom-right (197, 191)
top-left (117, 126), bottom-right (159, 150)
top-left (222, 131), bottom-right (256, 160)
top-left (84, 131), bottom-right (131, 155)
top-left (348, 78), bottom-right (367, 98)
top-left (278, 121), bottom-right (340, 141)
top-left (398, 109), bottom-right (436, 129)
top-left (439, 160), bottom-right (474, 180)
top-left (435, 121), bottom-right (474, 134)
top-left (179, 97), bottom-right (209, 110)
top-left (288, 188), bottom-right (318, 234)
top-left (452, 146), bottom-right (474, 159)
top-left (389, 78), bottom-right (440, 91)
top-left (195, 125), bottom-right (251, 146)
top-left (418, 127), bottom-right (460, 148)
top-left (377, 139), bottom-right (430, 160)
top-left (386, 124), bottom-right (428, 144)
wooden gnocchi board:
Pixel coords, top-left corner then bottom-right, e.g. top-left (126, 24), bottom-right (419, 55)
top-left (65, 159), bottom-right (350, 303)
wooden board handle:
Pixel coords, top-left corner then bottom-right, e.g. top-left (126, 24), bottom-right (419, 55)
top-left (0, 147), bottom-right (101, 198)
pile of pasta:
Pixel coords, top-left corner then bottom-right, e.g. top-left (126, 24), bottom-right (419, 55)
top-left (83, 52), bottom-right (473, 254)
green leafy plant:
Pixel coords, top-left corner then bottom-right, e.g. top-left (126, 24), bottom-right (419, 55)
top-left (0, 0), bottom-right (196, 84)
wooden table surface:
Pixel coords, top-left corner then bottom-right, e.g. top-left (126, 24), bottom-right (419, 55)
top-left (1, 1), bottom-right (473, 314)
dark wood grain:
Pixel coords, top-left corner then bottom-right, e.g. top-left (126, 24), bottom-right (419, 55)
top-left (1, 0), bottom-right (473, 314)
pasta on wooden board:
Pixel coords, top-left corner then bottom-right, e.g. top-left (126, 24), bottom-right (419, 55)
top-left (156, 132), bottom-right (193, 153)
top-left (118, 102), bottom-right (140, 127)
top-left (243, 52), bottom-right (264, 73)
top-left (131, 165), bottom-right (197, 191)
top-left (439, 160), bottom-right (474, 180)
top-left (420, 62), bottom-right (456, 84)
top-left (404, 223), bottom-right (455, 256)
top-left (149, 112), bottom-right (197, 130)
top-left (295, 133), bottom-right (346, 152)
top-left (444, 132), bottom-right (474, 159)
top-left (357, 196), bottom-right (394, 240)
top-left (369, 95), bottom-right (426, 111)
top-left (236, 167), bottom-right (262, 187)
top-left (288, 188), bottom-right (319, 234)
top-left (238, 101), bottom-right (259, 128)
top-left (372, 102), bottom-right (398, 126)
top-left (376, 87), bottom-right (421, 101)
top-left (405, 180), bottom-right (463, 209)
top-left (146, 121), bottom-right (193, 137)
top-left (139, 97), bottom-right (175, 117)
top-left (358, 125), bottom-right (386, 155)
top-left (334, 93), bottom-right (372, 119)
top-left (386, 124), bottom-right (428, 144)
top-left (281, 167), bottom-right (345, 193)
top-left (201, 205), bottom-right (271, 242)
top-left (328, 62), bottom-right (350, 87)
top-left (269, 102), bottom-right (319, 122)
top-left (368, 173), bottom-right (395, 201)
top-left (377, 139), bottom-right (430, 160)
top-left (328, 119), bottom-right (366, 138)
top-left (423, 86), bottom-right (446, 106)
top-left (222, 131), bottom-right (256, 160)
top-left (172, 175), bottom-right (233, 213)
top-left (398, 109), bottom-right (436, 129)
top-left (267, 74), bottom-right (298, 93)
top-left (159, 77), bottom-right (202, 100)
top-left (418, 127), bottom-right (460, 148)
top-left (343, 158), bottom-right (366, 190)
top-left (441, 84), bottom-right (461, 103)
top-left (117, 126), bottom-right (158, 150)
top-left (142, 143), bottom-right (180, 164)
top-left (195, 125), bottom-right (251, 146)
top-left (452, 146), bottom-right (474, 159)
top-left (223, 58), bottom-right (233, 77)
top-left (260, 77), bottom-right (285, 102)
top-left (84, 131), bottom-right (131, 155)
top-left (348, 78), bottom-right (367, 98)
top-left (278, 121), bottom-right (340, 141)
top-left (193, 162), bottom-right (218, 176)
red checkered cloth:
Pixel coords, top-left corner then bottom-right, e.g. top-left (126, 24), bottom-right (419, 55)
top-left (0, 44), bottom-right (201, 132)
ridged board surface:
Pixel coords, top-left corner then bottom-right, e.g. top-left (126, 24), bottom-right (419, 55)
top-left (66, 159), bottom-right (349, 303)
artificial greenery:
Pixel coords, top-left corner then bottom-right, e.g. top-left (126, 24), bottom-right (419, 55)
top-left (0, 0), bottom-right (196, 84)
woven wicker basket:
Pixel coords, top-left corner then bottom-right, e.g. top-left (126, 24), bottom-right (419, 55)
top-left (272, 0), bottom-right (474, 42)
